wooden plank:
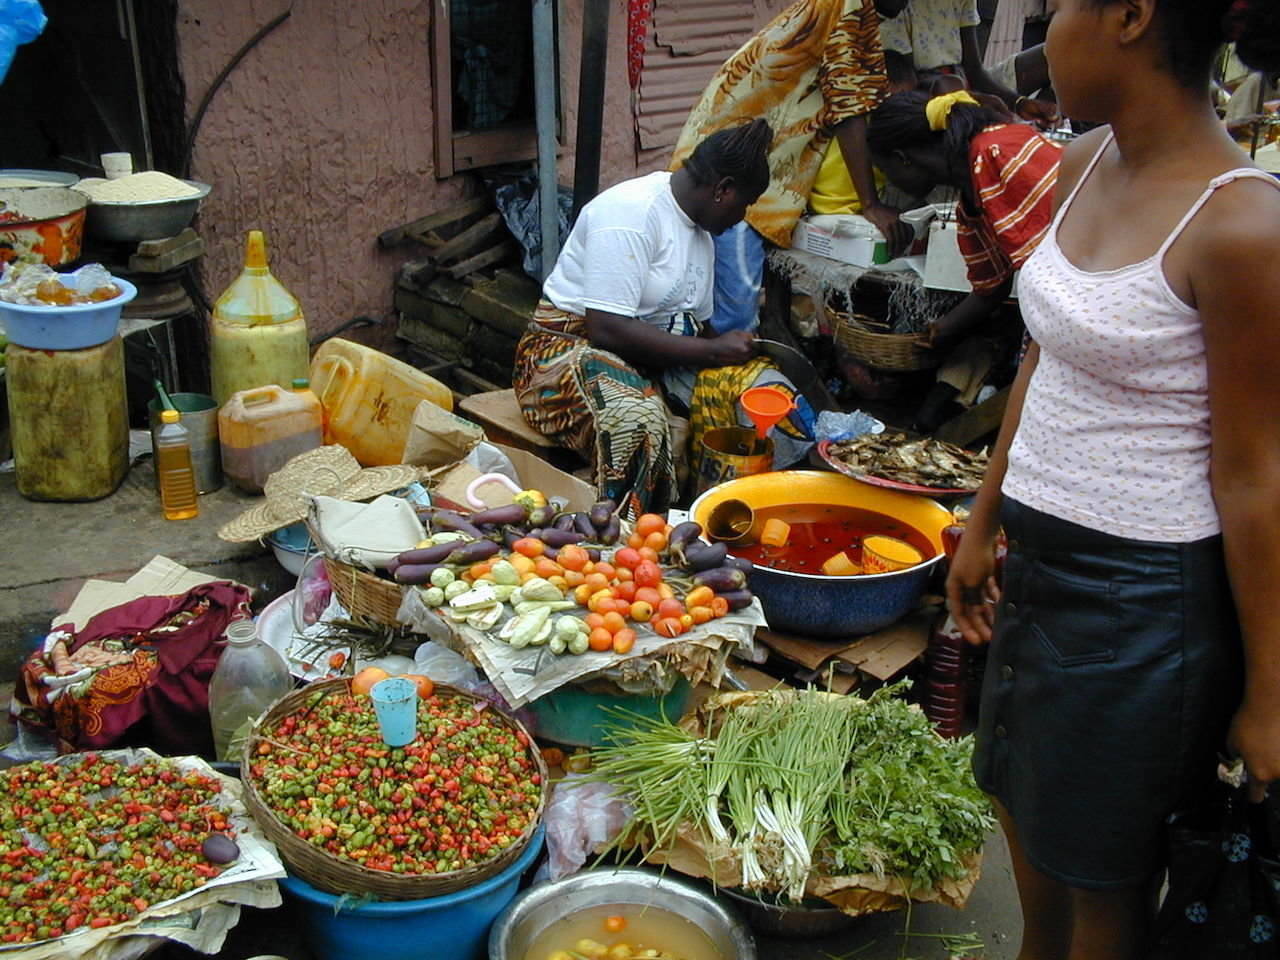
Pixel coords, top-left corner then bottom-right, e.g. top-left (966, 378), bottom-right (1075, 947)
top-left (459, 389), bottom-right (559, 452)
top-left (445, 240), bottom-right (519, 279)
top-left (378, 197), bottom-right (490, 249)
top-left (935, 386), bottom-right (1010, 447)
top-left (431, 213), bottom-right (505, 266)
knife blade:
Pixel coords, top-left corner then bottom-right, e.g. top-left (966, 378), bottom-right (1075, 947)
top-left (753, 338), bottom-right (840, 412)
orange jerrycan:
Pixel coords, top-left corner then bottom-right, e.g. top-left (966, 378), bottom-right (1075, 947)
top-left (309, 338), bottom-right (453, 466)
top-left (217, 380), bottom-right (323, 493)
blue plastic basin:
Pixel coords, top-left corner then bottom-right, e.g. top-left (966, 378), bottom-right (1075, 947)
top-left (278, 826), bottom-right (544, 960)
top-left (0, 277), bottom-right (137, 350)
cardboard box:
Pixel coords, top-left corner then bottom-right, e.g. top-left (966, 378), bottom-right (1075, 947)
top-left (433, 442), bottom-right (597, 513)
top-left (790, 214), bottom-right (889, 268)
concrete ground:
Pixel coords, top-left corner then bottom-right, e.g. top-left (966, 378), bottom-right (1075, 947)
top-left (1, 462), bottom-right (1023, 960)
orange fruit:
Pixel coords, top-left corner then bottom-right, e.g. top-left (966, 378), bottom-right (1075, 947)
top-left (563, 569), bottom-right (586, 587)
top-left (689, 605), bottom-right (714, 625)
top-left (585, 612), bottom-right (606, 630)
top-left (710, 596), bottom-right (730, 617)
top-left (680, 613), bottom-right (694, 629)
top-left (547, 574), bottom-right (568, 592)
top-left (612, 629), bottom-right (636, 654)
top-left (630, 600), bottom-right (654, 623)
top-left (602, 611), bottom-right (627, 634)
top-left (588, 627), bottom-right (614, 652)
top-left (584, 572), bottom-right (611, 592)
top-left (653, 617), bottom-right (684, 638)
top-left (557, 545), bottom-right (589, 572)
top-left (657, 597), bottom-right (684, 620)
top-left (635, 514), bottom-right (667, 537)
top-left (351, 666), bottom-right (389, 696)
top-left (613, 547), bottom-right (642, 570)
top-left (638, 547), bottom-right (661, 564)
top-left (643, 531), bottom-right (668, 552)
top-left (587, 589), bottom-right (617, 613)
top-left (613, 580), bottom-right (637, 602)
top-left (574, 584), bottom-right (594, 606)
top-left (627, 532), bottom-right (646, 550)
top-left (634, 587), bottom-right (662, 607)
top-left (592, 562), bottom-right (616, 581)
top-left (534, 557), bottom-right (564, 579)
top-left (469, 562), bottom-right (492, 580)
top-left (401, 673), bottom-right (435, 699)
top-left (657, 583), bottom-right (676, 600)
top-left (685, 586), bottom-right (715, 610)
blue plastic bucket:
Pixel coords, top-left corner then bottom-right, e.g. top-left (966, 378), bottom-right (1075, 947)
top-left (279, 826), bottom-right (544, 960)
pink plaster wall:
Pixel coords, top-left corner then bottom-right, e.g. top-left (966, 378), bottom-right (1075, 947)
top-left (177, 0), bottom-right (786, 341)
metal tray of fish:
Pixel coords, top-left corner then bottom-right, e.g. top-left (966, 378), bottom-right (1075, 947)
top-left (818, 433), bottom-right (988, 495)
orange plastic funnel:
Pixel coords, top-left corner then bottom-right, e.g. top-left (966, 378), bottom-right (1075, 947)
top-left (740, 386), bottom-right (795, 439)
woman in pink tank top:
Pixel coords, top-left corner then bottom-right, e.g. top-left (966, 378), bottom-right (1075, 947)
top-left (945, 1), bottom-right (1280, 957)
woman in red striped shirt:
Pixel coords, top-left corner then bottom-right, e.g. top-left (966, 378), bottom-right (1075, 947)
top-left (867, 90), bottom-right (1063, 348)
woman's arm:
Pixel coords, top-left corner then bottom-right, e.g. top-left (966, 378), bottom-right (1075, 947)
top-left (959, 28), bottom-right (1056, 125)
top-left (834, 115), bottom-right (913, 256)
top-left (929, 280), bottom-right (1014, 348)
top-left (945, 340), bottom-right (1037, 644)
top-left (585, 309), bottom-right (755, 369)
top-left (1195, 184), bottom-right (1280, 799)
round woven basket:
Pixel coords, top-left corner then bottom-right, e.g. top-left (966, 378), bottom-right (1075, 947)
top-left (321, 554), bottom-right (405, 626)
top-left (240, 678), bottom-right (548, 901)
top-left (833, 311), bottom-right (939, 372)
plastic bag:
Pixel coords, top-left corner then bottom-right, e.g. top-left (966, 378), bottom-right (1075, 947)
top-left (816, 409), bottom-right (885, 445)
top-left (492, 173), bottom-right (572, 281)
top-left (534, 772), bottom-right (633, 883)
top-left (0, 0), bottom-right (45, 86)
top-left (1148, 781), bottom-right (1280, 958)
top-left (413, 640), bottom-right (483, 688)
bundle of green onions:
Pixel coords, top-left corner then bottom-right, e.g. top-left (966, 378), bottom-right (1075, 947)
top-left (577, 684), bottom-right (993, 903)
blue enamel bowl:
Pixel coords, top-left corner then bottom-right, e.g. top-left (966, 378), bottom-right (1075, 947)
top-left (689, 471), bottom-right (953, 638)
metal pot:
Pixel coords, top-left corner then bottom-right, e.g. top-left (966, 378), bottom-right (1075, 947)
top-left (689, 471), bottom-right (953, 638)
top-left (488, 867), bottom-right (756, 960)
top-left (0, 186), bottom-right (89, 265)
top-left (84, 180), bottom-right (211, 243)
top-left (716, 886), bottom-right (859, 939)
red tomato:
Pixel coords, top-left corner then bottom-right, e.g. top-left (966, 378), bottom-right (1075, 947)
top-left (657, 597), bottom-right (685, 620)
top-left (613, 547), bottom-right (642, 570)
top-left (613, 581), bottom-right (637, 602)
top-left (653, 617), bottom-right (685, 638)
top-left (633, 561), bottom-right (663, 589)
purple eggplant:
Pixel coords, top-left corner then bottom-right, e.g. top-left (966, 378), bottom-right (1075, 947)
top-left (684, 541), bottom-right (728, 572)
top-left (540, 528), bottom-right (587, 548)
top-left (586, 548), bottom-right (602, 563)
top-left (724, 555), bottom-right (754, 574)
top-left (588, 499), bottom-right (618, 531)
top-left (573, 512), bottom-right (597, 538)
top-left (692, 566), bottom-right (748, 592)
top-left (468, 503), bottom-right (530, 527)
top-left (666, 521), bottom-right (703, 560)
top-left (716, 588), bottom-right (755, 611)
top-left (502, 526), bottom-right (524, 551)
top-left (553, 512), bottom-right (578, 532)
top-left (528, 505), bottom-right (554, 528)
top-left (446, 539), bottom-right (501, 565)
top-left (543, 545), bottom-right (560, 561)
top-left (396, 541), bottom-right (467, 567)
top-left (599, 515), bottom-right (622, 546)
top-left (432, 510), bottom-right (487, 540)
top-left (395, 562), bottom-right (446, 584)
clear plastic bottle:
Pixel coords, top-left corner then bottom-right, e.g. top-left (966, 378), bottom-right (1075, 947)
top-left (156, 409), bottom-right (198, 520)
top-left (209, 230), bottom-right (310, 405)
top-left (207, 620), bottom-right (291, 762)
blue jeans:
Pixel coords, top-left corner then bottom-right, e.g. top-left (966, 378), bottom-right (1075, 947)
top-left (711, 222), bottom-right (766, 333)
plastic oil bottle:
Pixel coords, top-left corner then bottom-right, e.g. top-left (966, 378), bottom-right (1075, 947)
top-left (207, 620), bottom-right (291, 762)
top-left (155, 409), bottom-right (199, 520)
top-left (217, 378), bottom-right (324, 493)
top-left (210, 230), bottom-right (310, 405)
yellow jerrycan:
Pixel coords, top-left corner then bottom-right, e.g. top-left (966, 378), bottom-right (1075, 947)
top-left (217, 379), bottom-right (324, 493)
top-left (309, 338), bottom-right (453, 466)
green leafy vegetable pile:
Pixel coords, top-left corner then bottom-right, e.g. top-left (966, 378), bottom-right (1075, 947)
top-left (577, 683), bottom-right (993, 902)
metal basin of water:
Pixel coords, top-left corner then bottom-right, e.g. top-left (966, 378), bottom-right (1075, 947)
top-left (689, 471), bottom-right (953, 638)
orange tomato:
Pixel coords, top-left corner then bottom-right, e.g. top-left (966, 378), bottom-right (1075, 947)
top-left (627, 532), bottom-right (646, 550)
top-left (584, 572), bottom-right (611, 593)
top-left (351, 666), bottom-right (389, 696)
top-left (603, 915), bottom-right (628, 934)
top-left (658, 583), bottom-right (676, 601)
top-left (613, 580), bottom-right (637, 602)
top-left (557, 545), bottom-right (589, 571)
top-left (469, 562), bottom-right (492, 580)
top-left (535, 557), bottom-right (564, 580)
top-left (689, 605), bottom-right (714, 625)
top-left (612, 629), bottom-right (636, 654)
top-left (542, 747), bottom-right (566, 768)
top-left (630, 600), bottom-right (654, 622)
top-left (680, 613), bottom-right (694, 630)
top-left (657, 597), bottom-right (685, 620)
top-left (613, 547), bottom-right (642, 570)
top-left (710, 596), bottom-right (730, 617)
top-left (653, 617), bottom-right (685, 638)
top-left (643, 531), bottom-right (668, 553)
top-left (563, 569), bottom-right (587, 587)
top-left (547, 574), bottom-right (568, 593)
top-left (512, 538), bottom-right (545, 558)
top-left (401, 673), bottom-right (435, 699)
top-left (638, 547), bottom-right (661, 565)
top-left (581, 561), bottom-right (596, 576)
top-left (592, 561), bottom-right (617, 581)
top-left (574, 584), bottom-right (595, 606)
top-left (685, 586), bottom-right (715, 610)
top-left (635, 514), bottom-right (667, 537)
top-left (613, 566), bottom-right (634, 583)
top-left (509, 554), bottom-right (536, 575)
top-left (634, 587), bottom-right (663, 607)
top-left (633, 561), bottom-right (663, 589)
top-left (584, 612), bottom-right (606, 630)
top-left (602, 611), bottom-right (627, 634)
top-left (587, 589), bottom-right (617, 613)
top-left (588, 627), bottom-right (614, 651)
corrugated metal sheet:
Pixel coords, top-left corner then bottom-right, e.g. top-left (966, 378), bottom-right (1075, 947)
top-left (637, 0), bottom-right (753, 152)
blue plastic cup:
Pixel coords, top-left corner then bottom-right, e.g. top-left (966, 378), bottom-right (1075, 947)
top-left (370, 677), bottom-right (418, 746)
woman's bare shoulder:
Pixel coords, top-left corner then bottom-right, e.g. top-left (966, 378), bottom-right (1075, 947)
top-left (1051, 126), bottom-right (1112, 210)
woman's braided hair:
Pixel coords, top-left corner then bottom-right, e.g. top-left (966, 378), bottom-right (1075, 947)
top-left (683, 118), bottom-right (773, 200)
top-left (866, 91), bottom-right (1007, 183)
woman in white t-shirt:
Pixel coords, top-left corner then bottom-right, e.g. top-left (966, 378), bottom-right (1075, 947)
top-left (515, 120), bottom-right (815, 513)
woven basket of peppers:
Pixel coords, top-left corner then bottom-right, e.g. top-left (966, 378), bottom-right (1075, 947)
top-left (240, 678), bottom-right (547, 900)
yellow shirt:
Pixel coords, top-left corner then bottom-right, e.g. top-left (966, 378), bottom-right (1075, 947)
top-left (670, 0), bottom-right (890, 247)
top-left (807, 137), bottom-right (887, 214)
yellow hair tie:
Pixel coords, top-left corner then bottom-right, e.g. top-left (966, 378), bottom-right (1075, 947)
top-left (925, 90), bottom-right (981, 132)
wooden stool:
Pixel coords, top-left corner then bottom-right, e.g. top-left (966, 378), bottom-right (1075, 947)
top-left (458, 389), bottom-right (585, 471)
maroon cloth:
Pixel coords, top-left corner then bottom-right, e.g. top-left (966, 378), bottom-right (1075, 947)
top-left (15, 581), bottom-right (252, 757)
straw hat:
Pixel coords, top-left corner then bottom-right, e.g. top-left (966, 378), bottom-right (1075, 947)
top-left (218, 445), bottom-right (421, 542)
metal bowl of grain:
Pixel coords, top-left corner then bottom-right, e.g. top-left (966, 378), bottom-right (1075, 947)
top-left (81, 172), bottom-right (211, 243)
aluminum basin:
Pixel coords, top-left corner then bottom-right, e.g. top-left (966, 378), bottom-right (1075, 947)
top-left (489, 867), bottom-right (755, 960)
top-left (690, 471), bottom-right (953, 638)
